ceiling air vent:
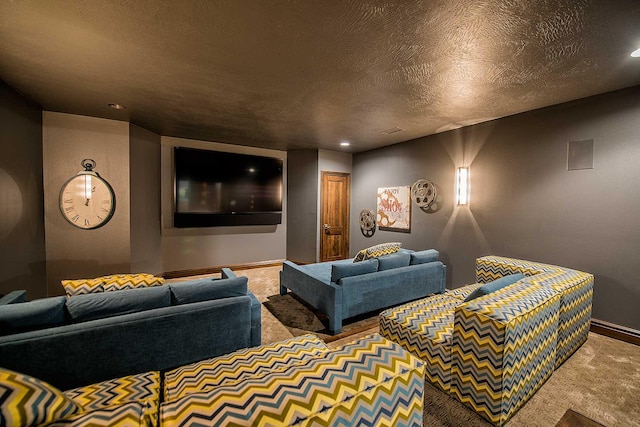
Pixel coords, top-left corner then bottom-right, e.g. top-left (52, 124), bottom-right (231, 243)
top-left (381, 127), bottom-right (403, 135)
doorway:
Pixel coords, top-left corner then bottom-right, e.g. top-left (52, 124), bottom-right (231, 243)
top-left (320, 171), bottom-right (350, 262)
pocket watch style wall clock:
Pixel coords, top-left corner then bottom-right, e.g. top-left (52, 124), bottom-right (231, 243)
top-left (59, 159), bottom-right (116, 229)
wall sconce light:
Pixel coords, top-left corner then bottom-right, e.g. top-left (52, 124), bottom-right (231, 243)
top-left (456, 167), bottom-right (470, 205)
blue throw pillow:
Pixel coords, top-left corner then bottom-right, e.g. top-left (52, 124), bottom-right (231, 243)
top-left (464, 273), bottom-right (525, 302)
top-left (66, 286), bottom-right (171, 322)
top-left (377, 252), bottom-right (411, 271)
top-left (0, 296), bottom-right (66, 336)
top-left (331, 259), bottom-right (378, 282)
top-left (169, 276), bottom-right (248, 305)
top-left (409, 249), bottom-right (439, 265)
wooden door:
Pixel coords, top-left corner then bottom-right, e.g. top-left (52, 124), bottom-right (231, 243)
top-left (320, 171), bottom-right (350, 262)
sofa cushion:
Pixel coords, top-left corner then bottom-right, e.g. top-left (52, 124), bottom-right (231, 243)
top-left (409, 249), bottom-right (439, 265)
top-left (64, 371), bottom-right (160, 424)
top-left (0, 296), bottom-right (66, 336)
top-left (0, 368), bottom-right (80, 427)
top-left (48, 401), bottom-right (152, 427)
top-left (164, 334), bottom-right (328, 402)
top-left (101, 274), bottom-right (165, 292)
top-left (169, 276), bottom-right (248, 305)
top-left (61, 278), bottom-right (105, 297)
top-left (353, 242), bottom-right (402, 262)
top-left (377, 251), bottom-right (411, 271)
top-left (331, 258), bottom-right (378, 282)
top-left (463, 273), bottom-right (525, 302)
top-left (66, 286), bottom-right (171, 322)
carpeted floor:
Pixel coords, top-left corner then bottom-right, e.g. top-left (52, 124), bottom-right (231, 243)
top-left (172, 266), bottom-right (640, 426)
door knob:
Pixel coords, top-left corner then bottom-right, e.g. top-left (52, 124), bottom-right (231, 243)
top-left (323, 224), bottom-right (329, 233)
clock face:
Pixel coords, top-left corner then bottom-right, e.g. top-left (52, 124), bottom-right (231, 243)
top-left (59, 172), bottom-right (116, 229)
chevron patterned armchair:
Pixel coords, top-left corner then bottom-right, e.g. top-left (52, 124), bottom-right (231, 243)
top-left (380, 255), bottom-right (594, 426)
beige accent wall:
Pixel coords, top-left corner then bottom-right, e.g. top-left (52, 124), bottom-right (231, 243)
top-left (43, 112), bottom-right (130, 295)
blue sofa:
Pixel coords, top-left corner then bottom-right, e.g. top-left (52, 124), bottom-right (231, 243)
top-left (0, 268), bottom-right (261, 390)
top-left (280, 249), bottom-right (446, 334)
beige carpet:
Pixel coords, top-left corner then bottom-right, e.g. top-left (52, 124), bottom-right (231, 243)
top-left (172, 266), bottom-right (640, 427)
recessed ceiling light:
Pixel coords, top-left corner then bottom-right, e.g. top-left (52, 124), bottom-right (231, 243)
top-left (631, 48), bottom-right (640, 57)
top-left (381, 127), bottom-right (403, 135)
top-left (108, 103), bottom-right (127, 110)
top-left (340, 141), bottom-right (350, 147)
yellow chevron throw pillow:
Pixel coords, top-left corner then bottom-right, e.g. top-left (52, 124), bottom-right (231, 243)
top-left (61, 278), bottom-right (105, 297)
top-left (354, 242), bottom-right (402, 262)
top-left (102, 274), bottom-right (165, 292)
top-left (0, 368), bottom-right (80, 427)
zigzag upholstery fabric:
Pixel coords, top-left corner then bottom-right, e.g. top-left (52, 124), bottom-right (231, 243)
top-left (380, 293), bottom-right (462, 392)
top-left (476, 256), bottom-right (594, 367)
top-left (164, 334), bottom-right (329, 402)
top-left (64, 371), bottom-right (160, 427)
top-left (160, 334), bottom-right (425, 426)
top-left (353, 241), bottom-right (401, 262)
top-left (380, 255), bottom-right (593, 426)
top-left (101, 274), bottom-right (165, 292)
top-left (45, 401), bottom-right (153, 426)
top-left (450, 282), bottom-right (560, 425)
top-left (0, 368), bottom-right (80, 426)
top-left (61, 278), bottom-right (105, 297)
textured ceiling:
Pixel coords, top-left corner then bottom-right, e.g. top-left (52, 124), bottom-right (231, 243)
top-left (1, 1), bottom-right (640, 153)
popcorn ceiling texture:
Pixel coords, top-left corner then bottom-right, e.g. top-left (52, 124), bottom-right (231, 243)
top-left (1, 1), bottom-right (639, 152)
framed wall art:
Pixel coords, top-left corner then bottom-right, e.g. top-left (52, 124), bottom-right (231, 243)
top-left (376, 186), bottom-right (411, 232)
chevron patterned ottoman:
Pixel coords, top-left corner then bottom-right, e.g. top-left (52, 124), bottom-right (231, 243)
top-left (476, 256), bottom-right (594, 367)
top-left (380, 255), bottom-right (593, 426)
top-left (160, 333), bottom-right (425, 426)
top-left (379, 292), bottom-right (466, 392)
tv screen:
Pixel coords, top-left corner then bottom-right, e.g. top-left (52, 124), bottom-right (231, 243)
top-left (173, 147), bottom-right (283, 227)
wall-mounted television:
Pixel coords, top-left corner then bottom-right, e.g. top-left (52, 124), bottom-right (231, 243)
top-left (173, 147), bottom-right (283, 227)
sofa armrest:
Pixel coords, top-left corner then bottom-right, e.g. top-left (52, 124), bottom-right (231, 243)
top-left (451, 282), bottom-right (561, 425)
top-left (280, 261), bottom-right (343, 333)
top-left (248, 292), bottom-right (262, 347)
top-left (221, 267), bottom-right (235, 279)
top-left (0, 290), bottom-right (27, 305)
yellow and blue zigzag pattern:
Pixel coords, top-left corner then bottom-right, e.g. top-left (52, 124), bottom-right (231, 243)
top-left (164, 334), bottom-right (329, 402)
top-left (160, 334), bottom-right (425, 426)
top-left (64, 371), bottom-right (160, 427)
top-left (475, 256), bottom-right (593, 368)
top-left (380, 294), bottom-right (461, 392)
top-left (46, 401), bottom-right (153, 426)
top-left (450, 284), bottom-right (560, 425)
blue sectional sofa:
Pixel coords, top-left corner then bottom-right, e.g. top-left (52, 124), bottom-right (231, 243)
top-left (280, 248), bottom-right (447, 334)
top-left (0, 268), bottom-right (261, 390)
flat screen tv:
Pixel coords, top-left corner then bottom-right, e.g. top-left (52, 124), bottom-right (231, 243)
top-left (173, 147), bottom-right (283, 227)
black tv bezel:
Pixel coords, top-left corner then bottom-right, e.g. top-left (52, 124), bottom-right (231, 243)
top-left (172, 147), bottom-right (283, 228)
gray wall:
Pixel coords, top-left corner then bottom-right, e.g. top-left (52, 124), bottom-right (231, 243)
top-left (129, 124), bottom-right (162, 274)
top-left (43, 112), bottom-right (131, 295)
top-left (160, 136), bottom-right (287, 272)
top-left (0, 81), bottom-right (46, 299)
top-left (351, 85), bottom-right (640, 331)
top-left (286, 150), bottom-right (318, 263)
